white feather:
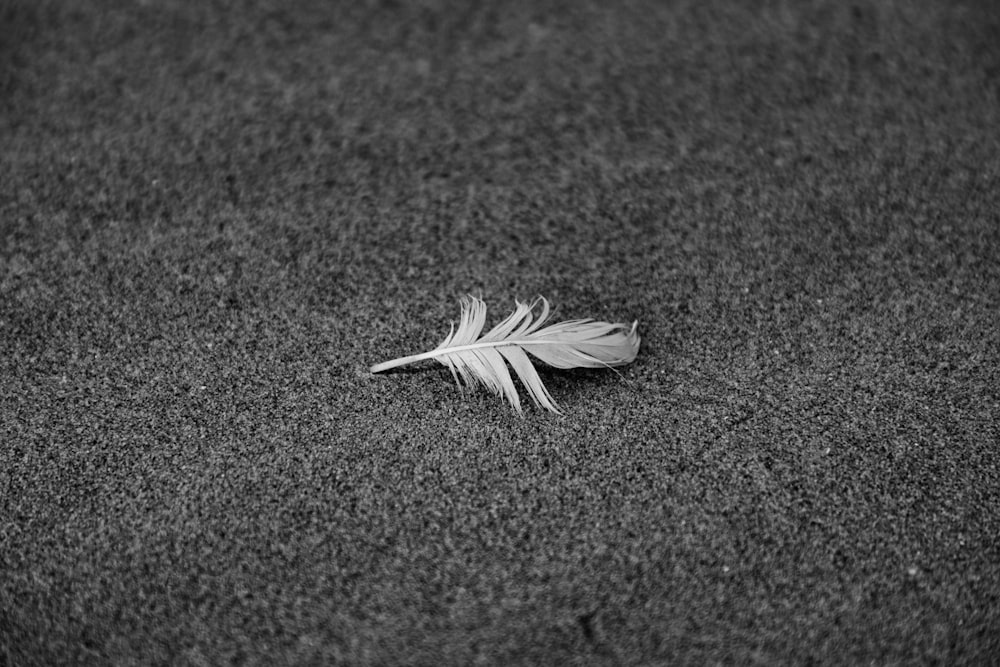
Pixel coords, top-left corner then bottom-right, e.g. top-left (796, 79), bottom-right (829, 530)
top-left (370, 296), bottom-right (640, 414)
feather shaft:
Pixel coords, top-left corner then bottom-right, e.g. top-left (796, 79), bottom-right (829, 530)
top-left (369, 334), bottom-right (635, 374)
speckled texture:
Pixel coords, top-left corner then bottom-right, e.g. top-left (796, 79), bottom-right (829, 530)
top-left (2, 1), bottom-right (999, 664)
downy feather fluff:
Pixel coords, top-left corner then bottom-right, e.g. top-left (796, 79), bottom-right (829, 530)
top-left (370, 296), bottom-right (640, 414)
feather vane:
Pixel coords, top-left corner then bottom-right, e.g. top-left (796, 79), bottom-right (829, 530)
top-left (370, 296), bottom-right (640, 414)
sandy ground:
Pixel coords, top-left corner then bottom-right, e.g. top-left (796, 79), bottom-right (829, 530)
top-left (2, 1), bottom-right (999, 663)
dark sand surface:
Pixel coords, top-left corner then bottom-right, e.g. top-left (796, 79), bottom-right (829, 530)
top-left (2, 1), bottom-right (999, 663)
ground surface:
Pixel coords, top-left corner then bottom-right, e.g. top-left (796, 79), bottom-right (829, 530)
top-left (2, 1), bottom-right (999, 664)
